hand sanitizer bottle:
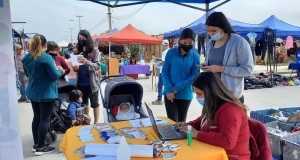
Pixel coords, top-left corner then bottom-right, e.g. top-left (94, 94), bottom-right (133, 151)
top-left (187, 125), bottom-right (192, 146)
top-left (117, 136), bottom-right (130, 160)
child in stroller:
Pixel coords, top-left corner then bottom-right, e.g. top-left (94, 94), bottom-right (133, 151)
top-left (115, 102), bottom-right (140, 120)
top-left (68, 89), bottom-right (91, 126)
top-left (100, 75), bottom-right (148, 123)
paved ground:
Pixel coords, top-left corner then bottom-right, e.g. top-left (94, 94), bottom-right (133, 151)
top-left (18, 64), bottom-right (300, 160)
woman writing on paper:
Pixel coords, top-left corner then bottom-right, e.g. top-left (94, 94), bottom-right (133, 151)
top-left (176, 72), bottom-right (251, 160)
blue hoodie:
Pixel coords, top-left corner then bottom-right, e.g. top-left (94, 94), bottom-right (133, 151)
top-left (162, 47), bottom-right (200, 100)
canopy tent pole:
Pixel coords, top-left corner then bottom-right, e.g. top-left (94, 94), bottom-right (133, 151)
top-left (109, 41), bottom-right (111, 58)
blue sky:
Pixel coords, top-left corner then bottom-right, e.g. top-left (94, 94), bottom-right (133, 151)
top-left (10, 0), bottom-right (300, 42)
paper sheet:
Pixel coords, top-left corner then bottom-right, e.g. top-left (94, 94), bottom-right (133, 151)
top-left (129, 118), bottom-right (169, 128)
top-left (71, 54), bottom-right (83, 66)
top-left (83, 156), bottom-right (116, 160)
top-left (84, 144), bottom-right (153, 158)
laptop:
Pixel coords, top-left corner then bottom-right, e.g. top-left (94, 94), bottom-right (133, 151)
top-left (145, 102), bottom-right (186, 141)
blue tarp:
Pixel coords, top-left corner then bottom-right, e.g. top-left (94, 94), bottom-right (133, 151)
top-left (259, 15), bottom-right (300, 38)
top-left (164, 10), bottom-right (265, 38)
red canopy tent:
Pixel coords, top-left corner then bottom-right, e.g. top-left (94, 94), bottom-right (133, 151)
top-left (100, 24), bottom-right (162, 44)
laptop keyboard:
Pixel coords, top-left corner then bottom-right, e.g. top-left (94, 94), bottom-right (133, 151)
top-left (157, 125), bottom-right (185, 139)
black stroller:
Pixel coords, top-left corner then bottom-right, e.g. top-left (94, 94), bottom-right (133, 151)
top-left (100, 75), bottom-right (148, 123)
top-left (46, 80), bottom-right (77, 144)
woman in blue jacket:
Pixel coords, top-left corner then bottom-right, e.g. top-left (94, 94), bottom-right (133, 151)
top-left (22, 34), bottom-right (64, 156)
top-left (162, 28), bottom-right (200, 122)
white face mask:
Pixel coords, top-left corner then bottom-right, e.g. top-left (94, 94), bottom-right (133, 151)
top-left (211, 32), bottom-right (223, 41)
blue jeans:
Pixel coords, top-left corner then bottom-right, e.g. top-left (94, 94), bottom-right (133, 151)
top-left (18, 72), bottom-right (28, 99)
top-left (157, 73), bottom-right (163, 101)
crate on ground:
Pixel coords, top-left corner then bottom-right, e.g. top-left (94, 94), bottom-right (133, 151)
top-left (265, 121), bottom-right (294, 160)
top-left (279, 107), bottom-right (300, 113)
top-left (250, 109), bottom-right (290, 124)
top-left (282, 132), bottom-right (300, 160)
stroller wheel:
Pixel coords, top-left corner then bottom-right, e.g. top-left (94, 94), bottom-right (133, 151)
top-left (51, 131), bottom-right (57, 142)
top-left (44, 133), bottom-right (52, 145)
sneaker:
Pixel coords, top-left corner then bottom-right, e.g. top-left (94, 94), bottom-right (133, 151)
top-left (34, 146), bottom-right (55, 156)
top-left (18, 98), bottom-right (30, 103)
top-left (152, 100), bottom-right (163, 105)
top-left (32, 143), bottom-right (50, 152)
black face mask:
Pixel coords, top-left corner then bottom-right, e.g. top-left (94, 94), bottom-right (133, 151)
top-left (78, 39), bottom-right (87, 47)
top-left (48, 52), bottom-right (57, 58)
top-left (180, 44), bottom-right (193, 52)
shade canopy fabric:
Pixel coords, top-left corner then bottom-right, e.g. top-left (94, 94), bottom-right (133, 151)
top-left (57, 40), bottom-right (69, 47)
top-left (86, 0), bottom-right (228, 11)
top-left (259, 15), bottom-right (300, 38)
top-left (100, 24), bottom-right (162, 44)
top-left (164, 10), bottom-right (265, 38)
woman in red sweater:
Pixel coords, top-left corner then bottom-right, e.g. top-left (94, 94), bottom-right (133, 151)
top-left (177, 72), bottom-right (251, 160)
top-left (46, 41), bottom-right (70, 79)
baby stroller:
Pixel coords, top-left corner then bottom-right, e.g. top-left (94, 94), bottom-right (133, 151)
top-left (100, 75), bottom-right (148, 123)
top-left (47, 80), bottom-right (77, 144)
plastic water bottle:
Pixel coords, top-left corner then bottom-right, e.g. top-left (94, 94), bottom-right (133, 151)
top-left (117, 136), bottom-right (130, 160)
top-left (187, 125), bottom-right (192, 146)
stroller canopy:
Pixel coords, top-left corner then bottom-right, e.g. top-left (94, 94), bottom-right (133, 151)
top-left (104, 76), bottom-right (143, 108)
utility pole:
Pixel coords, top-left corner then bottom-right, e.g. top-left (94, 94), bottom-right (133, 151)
top-left (107, 3), bottom-right (112, 32)
top-left (69, 28), bottom-right (74, 43)
top-left (76, 15), bottom-right (83, 30)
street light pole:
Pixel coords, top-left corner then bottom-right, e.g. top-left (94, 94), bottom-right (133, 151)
top-left (76, 15), bottom-right (83, 30)
top-left (69, 28), bottom-right (74, 43)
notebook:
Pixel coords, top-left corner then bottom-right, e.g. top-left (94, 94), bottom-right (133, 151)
top-left (145, 103), bottom-right (186, 141)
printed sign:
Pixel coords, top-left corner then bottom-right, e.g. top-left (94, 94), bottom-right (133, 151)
top-left (0, 0), bottom-right (23, 159)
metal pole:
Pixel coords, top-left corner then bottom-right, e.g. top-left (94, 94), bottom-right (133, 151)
top-left (107, 1), bottom-right (112, 32)
top-left (69, 28), bottom-right (73, 43)
top-left (76, 15), bottom-right (83, 30)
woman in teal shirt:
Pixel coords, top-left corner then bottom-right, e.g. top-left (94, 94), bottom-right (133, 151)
top-left (22, 34), bottom-right (64, 156)
top-left (162, 28), bottom-right (200, 122)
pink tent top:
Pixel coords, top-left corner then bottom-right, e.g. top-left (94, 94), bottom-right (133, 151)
top-left (100, 24), bottom-right (162, 44)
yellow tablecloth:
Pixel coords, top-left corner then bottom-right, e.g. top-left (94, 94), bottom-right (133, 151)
top-left (60, 118), bottom-right (228, 160)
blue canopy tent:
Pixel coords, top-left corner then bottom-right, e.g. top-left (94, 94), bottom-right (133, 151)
top-left (164, 10), bottom-right (265, 38)
top-left (259, 15), bottom-right (300, 39)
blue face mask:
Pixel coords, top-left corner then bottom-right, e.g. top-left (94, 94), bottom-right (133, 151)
top-left (197, 98), bottom-right (205, 106)
top-left (211, 32), bottom-right (223, 41)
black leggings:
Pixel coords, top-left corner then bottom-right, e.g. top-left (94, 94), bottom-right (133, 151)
top-left (164, 96), bottom-right (191, 122)
top-left (31, 100), bottom-right (54, 147)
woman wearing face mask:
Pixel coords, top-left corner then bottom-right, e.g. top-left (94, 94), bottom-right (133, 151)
top-left (46, 41), bottom-right (70, 80)
top-left (201, 12), bottom-right (254, 103)
top-left (161, 28), bottom-right (200, 122)
top-left (72, 30), bottom-right (101, 124)
top-left (176, 72), bottom-right (251, 160)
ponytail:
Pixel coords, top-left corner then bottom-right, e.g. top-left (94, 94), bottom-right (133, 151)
top-left (30, 34), bottom-right (47, 59)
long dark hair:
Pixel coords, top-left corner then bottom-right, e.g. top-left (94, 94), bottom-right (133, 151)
top-left (205, 12), bottom-right (235, 34)
top-left (77, 30), bottom-right (94, 54)
top-left (192, 72), bottom-right (247, 122)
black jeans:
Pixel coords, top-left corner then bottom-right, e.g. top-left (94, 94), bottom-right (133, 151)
top-left (164, 96), bottom-right (191, 122)
top-left (31, 100), bottom-right (54, 147)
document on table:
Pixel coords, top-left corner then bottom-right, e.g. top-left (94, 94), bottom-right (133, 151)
top-left (84, 144), bottom-right (153, 158)
top-left (129, 118), bottom-right (169, 128)
top-left (71, 54), bottom-right (83, 66)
